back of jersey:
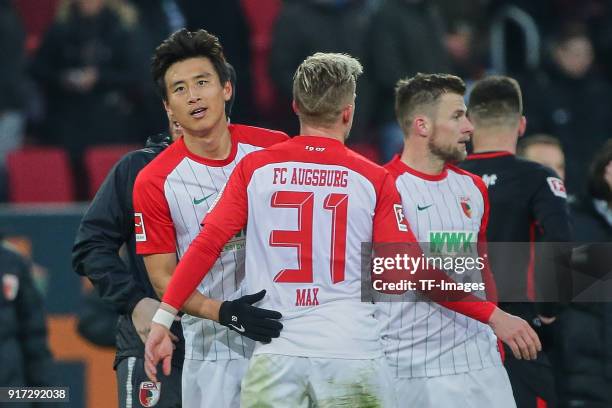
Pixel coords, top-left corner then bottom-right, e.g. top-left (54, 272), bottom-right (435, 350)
top-left (239, 136), bottom-right (406, 359)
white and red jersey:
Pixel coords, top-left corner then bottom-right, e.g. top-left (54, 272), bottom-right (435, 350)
top-left (162, 135), bottom-right (416, 359)
top-left (380, 156), bottom-right (501, 378)
top-left (133, 124), bottom-right (288, 361)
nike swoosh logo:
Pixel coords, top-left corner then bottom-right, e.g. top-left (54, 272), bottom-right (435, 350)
top-left (417, 204), bottom-right (433, 211)
top-left (228, 323), bottom-right (245, 333)
top-left (193, 193), bottom-right (215, 205)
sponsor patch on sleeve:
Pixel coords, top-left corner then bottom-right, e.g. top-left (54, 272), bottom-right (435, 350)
top-left (546, 177), bottom-right (567, 199)
top-left (393, 204), bottom-right (408, 232)
top-left (135, 212), bottom-right (147, 242)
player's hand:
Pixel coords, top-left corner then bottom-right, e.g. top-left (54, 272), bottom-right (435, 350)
top-left (488, 307), bottom-right (542, 360)
top-left (218, 290), bottom-right (283, 343)
top-left (132, 297), bottom-right (179, 344)
top-left (144, 322), bottom-right (173, 382)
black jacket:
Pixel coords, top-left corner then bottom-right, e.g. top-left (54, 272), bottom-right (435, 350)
top-left (459, 152), bottom-right (572, 318)
top-left (556, 198), bottom-right (612, 407)
top-left (0, 242), bottom-right (53, 386)
top-left (72, 133), bottom-right (184, 367)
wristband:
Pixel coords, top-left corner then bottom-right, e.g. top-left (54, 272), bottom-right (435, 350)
top-left (152, 308), bottom-right (175, 329)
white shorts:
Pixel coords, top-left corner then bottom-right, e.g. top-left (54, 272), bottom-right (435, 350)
top-left (182, 358), bottom-right (249, 408)
top-left (241, 354), bottom-right (397, 408)
top-left (393, 365), bottom-right (516, 408)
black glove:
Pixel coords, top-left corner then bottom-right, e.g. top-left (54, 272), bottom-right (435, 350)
top-left (219, 290), bottom-right (283, 343)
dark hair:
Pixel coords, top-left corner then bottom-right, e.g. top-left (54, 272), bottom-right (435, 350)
top-left (151, 29), bottom-right (230, 101)
top-left (394, 73), bottom-right (466, 132)
top-left (468, 76), bottom-right (522, 126)
top-left (517, 134), bottom-right (563, 156)
top-left (552, 22), bottom-right (590, 48)
top-left (588, 139), bottom-right (612, 201)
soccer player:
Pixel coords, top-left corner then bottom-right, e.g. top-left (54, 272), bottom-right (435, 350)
top-left (381, 73), bottom-right (539, 407)
top-left (144, 53), bottom-right (538, 407)
top-left (132, 29), bottom-right (288, 407)
top-left (459, 76), bottom-right (572, 408)
top-left (72, 58), bottom-right (238, 408)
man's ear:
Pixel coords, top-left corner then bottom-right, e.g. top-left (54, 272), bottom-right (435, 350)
top-left (341, 104), bottom-right (354, 124)
top-left (163, 100), bottom-right (173, 120)
top-left (223, 80), bottom-right (233, 102)
top-left (518, 115), bottom-right (527, 137)
top-left (414, 116), bottom-right (431, 137)
top-left (292, 100), bottom-right (299, 114)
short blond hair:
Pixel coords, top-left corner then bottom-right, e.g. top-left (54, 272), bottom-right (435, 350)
top-left (293, 53), bottom-right (363, 126)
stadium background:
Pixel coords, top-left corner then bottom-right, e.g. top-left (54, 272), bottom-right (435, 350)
top-left (0, 0), bottom-right (610, 406)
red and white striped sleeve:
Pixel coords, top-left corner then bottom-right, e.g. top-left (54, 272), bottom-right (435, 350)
top-left (161, 158), bottom-right (251, 310)
top-left (133, 171), bottom-right (176, 255)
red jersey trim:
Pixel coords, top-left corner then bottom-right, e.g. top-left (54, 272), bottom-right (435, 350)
top-left (175, 124), bottom-right (289, 167)
top-left (384, 155), bottom-right (448, 181)
top-left (466, 151), bottom-right (514, 160)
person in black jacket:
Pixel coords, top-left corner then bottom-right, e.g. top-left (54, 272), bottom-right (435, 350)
top-left (459, 76), bottom-right (573, 408)
top-left (557, 140), bottom-right (612, 408)
top-left (72, 62), bottom-right (237, 407)
top-left (73, 131), bottom-right (184, 408)
top-left (0, 240), bottom-right (54, 395)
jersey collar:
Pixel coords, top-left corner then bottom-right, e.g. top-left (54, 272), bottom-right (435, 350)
top-left (391, 155), bottom-right (448, 181)
top-left (177, 127), bottom-right (238, 167)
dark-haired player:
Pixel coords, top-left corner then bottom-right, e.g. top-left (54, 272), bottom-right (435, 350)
top-left (133, 29), bottom-right (288, 407)
top-left (459, 75), bottom-right (572, 408)
top-left (73, 53), bottom-right (243, 408)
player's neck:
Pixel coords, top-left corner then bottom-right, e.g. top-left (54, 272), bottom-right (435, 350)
top-left (471, 128), bottom-right (517, 154)
top-left (400, 145), bottom-right (445, 175)
top-left (299, 123), bottom-right (347, 144)
top-left (182, 121), bottom-right (232, 160)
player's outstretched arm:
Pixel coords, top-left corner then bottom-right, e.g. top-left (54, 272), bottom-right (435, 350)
top-left (488, 307), bottom-right (542, 360)
top-left (145, 290), bottom-right (283, 382)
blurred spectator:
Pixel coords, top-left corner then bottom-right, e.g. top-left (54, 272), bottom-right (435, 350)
top-left (270, 0), bottom-right (375, 137)
top-left (30, 0), bottom-right (144, 166)
top-left (558, 140), bottom-right (612, 407)
top-left (127, 0), bottom-right (184, 138)
top-left (365, 0), bottom-right (451, 162)
top-left (0, 0), bottom-right (27, 201)
top-left (176, 0), bottom-right (254, 123)
top-left (0, 239), bottom-right (54, 393)
top-left (521, 23), bottom-right (612, 195)
top-left (518, 133), bottom-right (566, 180)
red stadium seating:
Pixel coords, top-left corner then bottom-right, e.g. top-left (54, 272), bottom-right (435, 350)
top-left (84, 144), bottom-right (138, 199)
top-left (13, 0), bottom-right (60, 54)
top-left (7, 147), bottom-right (75, 203)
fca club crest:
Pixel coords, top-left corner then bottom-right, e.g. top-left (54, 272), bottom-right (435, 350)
top-left (139, 381), bottom-right (160, 407)
top-left (459, 196), bottom-right (472, 219)
top-left (2, 274), bottom-right (19, 301)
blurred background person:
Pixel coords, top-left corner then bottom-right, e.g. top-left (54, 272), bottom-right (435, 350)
top-left (518, 134), bottom-right (566, 181)
top-left (558, 140), bottom-right (612, 408)
top-left (270, 0), bottom-right (376, 138)
top-left (0, 0), bottom-right (27, 202)
top-left (365, 0), bottom-right (451, 162)
top-left (29, 0), bottom-right (144, 179)
top-left (520, 23), bottom-right (612, 196)
top-left (0, 238), bottom-right (54, 395)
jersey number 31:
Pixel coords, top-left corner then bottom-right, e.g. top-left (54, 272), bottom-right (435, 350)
top-left (269, 191), bottom-right (347, 284)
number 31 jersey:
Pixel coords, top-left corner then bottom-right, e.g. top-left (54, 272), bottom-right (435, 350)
top-left (162, 135), bottom-right (413, 359)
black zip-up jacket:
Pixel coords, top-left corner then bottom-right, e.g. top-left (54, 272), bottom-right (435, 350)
top-left (72, 133), bottom-right (184, 367)
top-left (0, 242), bottom-right (54, 387)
